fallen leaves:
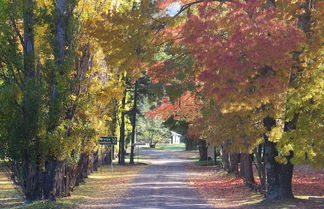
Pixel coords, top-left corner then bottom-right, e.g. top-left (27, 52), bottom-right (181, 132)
top-left (187, 164), bottom-right (324, 209)
top-left (187, 165), bottom-right (263, 208)
top-left (292, 165), bottom-right (324, 197)
top-left (0, 164), bottom-right (147, 209)
top-left (66, 164), bottom-right (147, 208)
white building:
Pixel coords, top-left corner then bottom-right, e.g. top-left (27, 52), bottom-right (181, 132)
top-left (170, 131), bottom-right (181, 144)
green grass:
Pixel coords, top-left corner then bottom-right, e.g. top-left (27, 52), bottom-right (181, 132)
top-left (194, 160), bottom-right (216, 166)
top-left (194, 156), bottom-right (223, 166)
top-left (155, 143), bottom-right (186, 151)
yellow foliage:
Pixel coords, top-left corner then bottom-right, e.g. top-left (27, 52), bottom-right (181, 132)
top-left (269, 127), bottom-right (284, 143)
top-left (275, 156), bottom-right (288, 164)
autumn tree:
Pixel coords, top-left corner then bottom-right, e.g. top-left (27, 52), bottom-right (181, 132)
top-left (147, 0), bottom-right (324, 200)
top-left (0, 0), bottom-right (130, 200)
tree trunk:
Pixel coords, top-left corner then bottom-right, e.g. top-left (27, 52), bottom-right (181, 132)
top-left (222, 147), bottom-right (230, 171)
top-left (264, 139), bottom-right (294, 200)
top-left (118, 91), bottom-right (126, 164)
top-left (214, 147), bottom-right (219, 165)
top-left (93, 150), bottom-right (99, 171)
top-left (263, 116), bottom-right (294, 200)
top-left (149, 143), bottom-right (156, 148)
top-left (105, 147), bottom-right (112, 165)
top-left (105, 99), bottom-right (118, 165)
top-left (254, 144), bottom-right (266, 193)
top-left (228, 153), bottom-right (240, 175)
top-left (240, 153), bottom-right (255, 187)
top-left (19, 0), bottom-right (40, 201)
top-left (130, 81), bottom-right (138, 164)
top-left (48, 0), bottom-right (70, 131)
top-left (185, 138), bottom-right (196, 150)
top-left (198, 139), bottom-right (207, 161)
top-left (23, 0), bottom-right (35, 77)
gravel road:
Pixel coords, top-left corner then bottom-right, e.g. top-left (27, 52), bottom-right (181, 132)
top-left (113, 149), bottom-right (214, 209)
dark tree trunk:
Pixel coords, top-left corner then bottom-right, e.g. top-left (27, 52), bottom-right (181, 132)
top-left (254, 144), bottom-right (266, 193)
top-left (240, 153), bottom-right (255, 187)
top-left (263, 117), bottom-right (294, 200)
top-left (42, 159), bottom-right (62, 200)
top-left (264, 139), bottom-right (294, 200)
top-left (130, 81), bottom-right (138, 164)
top-left (228, 153), bottom-right (240, 175)
top-left (118, 91), bottom-right (126, 164)
top-left (214, 147), bottom-right (219, 165)
top-left (19, 0), bottom-right (41, 202)
top-left (185, 138), bottom-right (196, 150)
top-left (18, 150), bottom-right (100, 201)
top-left (23, 0), bottom-right (35, 77)
top-left (105, 147), bottom-right (112, 165)
top-left (93, 150), bottom-right (99, 171)
top-left (48, 0), bottom-right (70, 131)
top-left (198, 140), bottom-right (208, 161)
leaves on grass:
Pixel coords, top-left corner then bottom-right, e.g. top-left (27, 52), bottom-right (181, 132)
top-left (187, 165), bottom-right (324, 209)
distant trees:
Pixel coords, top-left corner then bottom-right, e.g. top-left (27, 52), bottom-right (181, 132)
top-left (137, 98), bottom-right (171, 148)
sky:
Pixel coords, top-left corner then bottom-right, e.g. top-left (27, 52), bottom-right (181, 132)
top-left (166, 2), bottom-right (181, 16)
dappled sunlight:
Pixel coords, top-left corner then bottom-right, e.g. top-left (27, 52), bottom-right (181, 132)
top-left (0, 171), bottom-right (23, 208)
top-left (2, 148), bottom-right (322, 209)
top-left (67, 164), bottom-right (147, 209)
top-left (109, 149), bottom-right (214, 209)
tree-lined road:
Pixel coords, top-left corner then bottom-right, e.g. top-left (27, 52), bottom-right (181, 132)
top-left (113, 149), bottom-right (214, 209)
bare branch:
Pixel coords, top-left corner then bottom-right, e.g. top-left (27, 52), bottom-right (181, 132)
top-left (9, 67), bottom-right (24, 90)
top-left (173, 0), bottom-right (231, 17)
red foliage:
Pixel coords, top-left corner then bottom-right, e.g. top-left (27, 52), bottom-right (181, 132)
top-left (180, 0), bottom-right (305, 105)
top-left (146, 92), bottom-right (202, 121)
top-left (147, 61), bottom-right (173, 84)
top-left (147, 0), bottom-right (305, 140)
top-left (151, 0), bottom-right (305, 108)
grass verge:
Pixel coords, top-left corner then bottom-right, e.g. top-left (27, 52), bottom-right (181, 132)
top-left (154, 143), bottom-right (186, 151)
top-left (1, 164), bottom-right (146, 209)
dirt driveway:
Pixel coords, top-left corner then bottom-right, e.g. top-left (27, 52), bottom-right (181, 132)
top-left (113, 149), bottom-right (214, 209)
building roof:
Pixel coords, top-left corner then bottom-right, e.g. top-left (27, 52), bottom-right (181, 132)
top-left (170, 131), bottom-right (182, 136)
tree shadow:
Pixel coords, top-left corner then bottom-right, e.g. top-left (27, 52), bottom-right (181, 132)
top-left (0, 170), bottom-right (24, 208)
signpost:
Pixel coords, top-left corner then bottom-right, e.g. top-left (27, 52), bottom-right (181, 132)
top-left (99, 136), bottom-right (117, 145)
top-left (99, 136), bottom-right (117, 173)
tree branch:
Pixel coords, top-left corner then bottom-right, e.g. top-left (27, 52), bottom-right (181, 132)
top-left (173, 0), bottom-right (231, 17)
top-left (10, 16), bottom-right (24, 48)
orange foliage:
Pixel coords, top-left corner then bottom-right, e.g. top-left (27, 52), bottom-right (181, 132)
top-left (146, 91), bottom-right (202, 121)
